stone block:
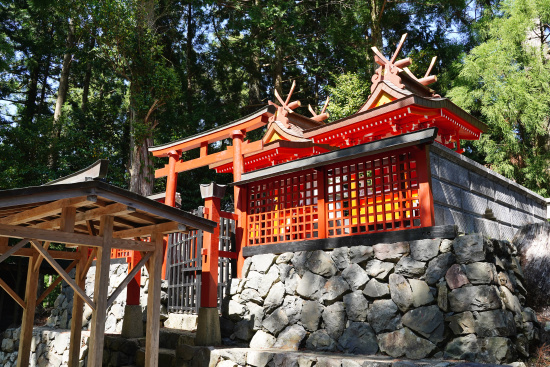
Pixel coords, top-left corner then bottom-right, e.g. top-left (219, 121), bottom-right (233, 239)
top-left (446, 311), bottom-right (476, 335)
top-left (409, 239), bottom-right (440, 261)
top-left (444, 334), bottom-right (479, 361)
top-left (121, 305), bottom-right (144, 338)
top-left (426, 252), bottom-right (456, 285)
top-left (445, 264), bottom-right (470, 289)
top-left (262, 308), bottom-right (288, 336)
top-left (453, 233), bottom-right (485, 264)
top-left (367, 300), bottom-right (401, 333)
top-left (448, 285), bottom-right (502, 312)
top-left (462, 191), bottom-right (488, 216)
top-left (495, 183), bottom-right (515, 207)
top-left (437, 281), bottom-right (448, 311)
top-left (338, 322), bottom-right (378, 355)
top-left (305, 250), bottom-right (338, 276)
top-left (478, 337), bottom-right (514, 364)
top-left (394, 257), bottom-right (426, 277)
top-left (342, 264), bottom-right (369, 291)
top-left (429, 152), bottom-right (440, 178)
top-left (373, 242), bottom-right (409, 262)
top-left (409, 279), bottom-right (434, 307)
top-left (432, 179), bottom-right (462, 209)
top-left (322, 302), bottom-right (346, 339)
top-left (443, 208), bottom-right (475, 234)
top-left (362, 278), bottom-right (390, 298)
top-left (474, 218), bottom-right (500, 240)
top-left (264, 282), bottom-right (285, 313)
top-left (306, 330), bottom-right (337, 352)
top-left (247, 351), bottom-right (274, 367)
top-left (401, 305), bottom-right (445, 343)
top-left (470, 171), bottom-right (495, 198)
top-left (512, 190), bottom-right (531, 213)
top-left (296, 271), bottom-right (326, 300)
top-left (343, 291), bottom-right (369, 322)
top-left (331, 247), bottom-right (350, 270)
top-left (281, 296), bottom-right (301, 325)
top-left (251, 254), bottom-right (276, 274)
top-left (499, 224), bottom-right (517, 242)
top-left (474, 309), bottom-right (516, 337)
top-left (433, 204), bottom-right (446, 226)
top-left (389, 274), bottom-right (413, 312)
top-left (487, 200), bottom-right (511, 224)
top-left (439, 158), bottom-right (470, 189)
top-left (273, 325), bottom-right (307, 350)
top-left (301, 300), bottom-right (322, 331)
top-left (462, 262), bottom-right (497, 285)
top-left (364, 259), bottom-right (394, 280)
top-left (321, 276), bottom-right (350, 304)
top-left (377, 327), bottom-right (436, 359)
top-left (349, 246), bottom-right (374, 264)
top-left (249, 330), bottom-right (276, 349)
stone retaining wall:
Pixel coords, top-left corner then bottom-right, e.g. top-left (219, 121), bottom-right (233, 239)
top-left (221, 233), bottom-right (538, 364)
top-left (430, 144), bottom-right (548, 241)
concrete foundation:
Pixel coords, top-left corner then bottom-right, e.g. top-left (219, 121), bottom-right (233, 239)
top-left (121, 304), bottom-right (144, 338)
top-left (195, 307), bottom-right (221, 346)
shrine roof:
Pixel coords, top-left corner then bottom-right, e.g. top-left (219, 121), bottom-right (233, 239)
top-left (234, 127), bottom-right (438, 185)
top-left (303, 94), bottom-right (488, 139)
top-left (0, 180), bottom-right (216, 239)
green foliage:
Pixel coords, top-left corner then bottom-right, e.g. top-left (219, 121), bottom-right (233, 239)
top-left (326, 72), bottom-right (371, 121)
top-left (449, 0), bottom-right (550, 195)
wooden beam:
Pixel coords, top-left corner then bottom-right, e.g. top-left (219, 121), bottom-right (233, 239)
top-left (30, 240), bottom-right (94, 309)
top-left (17, 254), bottom-right (40, 367)
top-left (88, 216), bottom-right (113, 367)
top-left (0, 277), bottom-right (25, 308)
top-left (0, 246), bottom-right (80, 260)
top-left (144, 232), bottom-right (163, 367)
top-left (113, 222), bottom-right (187, 239)
top-left (106, 252), bottom-right (152, 308)
top-left (33, 203), bottom-right (135, 230)
top-left (0, 239), bottom-right (30, 265)
top-left (242, 225), bottom-right (458, 256)
top-left (0, 223), bottom-right (155, 251)
top-left (68, 247), bottom-right (88, 367)
top-left (37, 259), bottom-right (78, 304)
top-left (0, 196), bottom-right (95, 225)
top-left (80, 248), bottom-right (97, 282)
top-left (33, 241), bottom-right (50, 272)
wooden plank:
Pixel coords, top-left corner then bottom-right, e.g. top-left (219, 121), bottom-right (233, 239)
top-left (88, 216), bottom-right (113, 367)
top-left (30, 240), bottom-right (94, 309)
top-left (113, 222), bottom-right (187, 239)
top-left (0, 223), bottom-right (154, 251)
top-left (37, 260), bottom-right (78, 304)
top-left (144, 232), bottom-right (163, 367)
top-left (242, 225), bottom-right (458, 256)
top-left (17, 254), bottom-right (40, 367)
top-left (68, 247), bottom-right (88, 367)
top-left (0, 196), bottom-right (95, 225)
top-left (0, 239), bottom-right (30, 265)
top-left (33, 203), bottom-right (135, 230)
top-left (0, 277), bottom-right (25, 308)
top-left (106, 252), bottom-right (152, 308)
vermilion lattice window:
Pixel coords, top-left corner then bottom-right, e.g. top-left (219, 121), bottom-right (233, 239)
top-left (248, 170), bottom-right (320, 245)
top-left (326, 148), bottom-right (421, 236)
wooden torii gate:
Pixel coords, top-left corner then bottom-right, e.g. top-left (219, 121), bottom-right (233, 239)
top-left (0, 180), bottom-right (215, 367)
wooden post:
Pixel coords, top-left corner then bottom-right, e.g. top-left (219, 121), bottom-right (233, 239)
top-left (315, 168), bottom-right (327, 239)
top-left (68, 246), bottom-right (88, 367)
top-left (230, 130), bottom-right (246, 278)
top-left (17, 254), bottom-right (39, 367)
top-left (417, 145), bottom-right (435, 227)
top-left (199, 184), bottom-right (223, 308)
top-left (88, 215), bottom-right (114, 367)
top-left (126, 251), bottom-right (141, 305)
top-left (144, 231), bottom-right (163, 367)
top-left (162, 150), bottom-right (180, 280)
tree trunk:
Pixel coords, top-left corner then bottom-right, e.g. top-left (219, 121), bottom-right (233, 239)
top-left (128, 108), bottom-right (154, 196)
top-left (54, 18), bottom-right (75, 122)
top-left (369, 0), bottom-right (384, 74)
top-left (273, 39), bottom-right (284, 96)
top-left (186, 3), bottom-right (195, 114)
top-left (23, 61), bottom-right (40, 127)
top-left (81, 36), bottom-right (95, 112)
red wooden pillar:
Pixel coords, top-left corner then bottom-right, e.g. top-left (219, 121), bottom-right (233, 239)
top-left (199, 183), bottom-right (225, 308)
top-left (162, 150), bottom-right (181, 280)
top-left (417, 144), bottom-right (435, 227)
top-left (230, 130), bottom-right (247, 278)
top-left (126, 251), bottom-right (142, 305)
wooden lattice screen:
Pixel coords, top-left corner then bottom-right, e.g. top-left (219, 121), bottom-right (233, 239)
top-left (246, 147), bottom-right (426, 245)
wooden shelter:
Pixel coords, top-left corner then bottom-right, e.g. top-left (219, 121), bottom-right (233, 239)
top-left (0, 180), bottom-right (215, 367)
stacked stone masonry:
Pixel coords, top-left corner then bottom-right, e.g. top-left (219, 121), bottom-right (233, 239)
top-left (221, 233), bottom-right (538, 365)
top-left (430, 144), bottom-right (548, 241)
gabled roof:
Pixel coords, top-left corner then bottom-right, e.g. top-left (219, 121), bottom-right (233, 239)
top-left (0, 181), bottom-right (216, 237)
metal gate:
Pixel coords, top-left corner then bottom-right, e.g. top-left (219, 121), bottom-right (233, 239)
top-left (166, 210), bottom-right (236, 314)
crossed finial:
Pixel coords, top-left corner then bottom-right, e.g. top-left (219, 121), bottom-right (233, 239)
top-left (268, 80), bottom-right (301, 127)
top-left (308, 96), bottom-right (330, 122)
top-left (370, 33), bottom-right (438, 93)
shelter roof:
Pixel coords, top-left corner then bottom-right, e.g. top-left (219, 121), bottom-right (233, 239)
top-left (0, 180), bottom-right (215, 240)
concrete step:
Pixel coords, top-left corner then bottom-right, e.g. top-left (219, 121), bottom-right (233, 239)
top-left (159, 327), bottom-right (196, 349)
